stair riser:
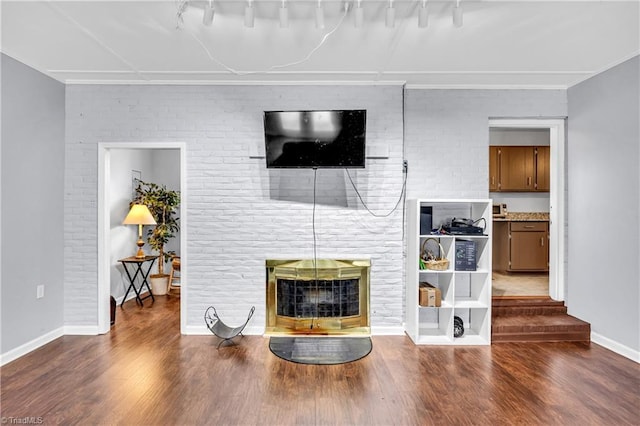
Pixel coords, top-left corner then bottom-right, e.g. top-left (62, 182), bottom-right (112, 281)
top-left (494, 325), bottom-right (590, 334)
top-left (492, 332), bottom-right (591, 343)
top-left (492, 300), bottom-right (565, 308)
top-left (493, 306), bottom-right (567, 316)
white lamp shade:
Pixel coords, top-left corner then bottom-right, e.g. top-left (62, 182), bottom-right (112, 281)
top-left (123, 204), bottom-right (156, 225)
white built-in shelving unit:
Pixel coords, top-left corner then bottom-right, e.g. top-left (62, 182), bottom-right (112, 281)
top-left (406, 199), bottom-right (492, 345)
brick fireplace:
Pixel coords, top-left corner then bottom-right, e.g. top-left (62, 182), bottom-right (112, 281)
top-left (265, 259), bottom-right (370, 335)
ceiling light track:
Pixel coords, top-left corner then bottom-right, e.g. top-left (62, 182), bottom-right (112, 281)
top-left (176, 0), bottom-right (466, 30)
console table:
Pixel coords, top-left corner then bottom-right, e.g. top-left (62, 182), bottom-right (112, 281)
top-left (118, 255), bottom-right (158, 307)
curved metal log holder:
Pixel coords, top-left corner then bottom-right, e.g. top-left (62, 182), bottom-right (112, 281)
top-left (204, 305), bottom-right (255, 349)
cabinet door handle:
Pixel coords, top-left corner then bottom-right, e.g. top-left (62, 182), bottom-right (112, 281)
top-left (540, 237), bottom-right (544, 247)
top-left (527, 177), bottom-right (532, 186)
top-left (524, 225), bottom-right (534, 229)
top-left (491, 176), bottom-right (495, 185)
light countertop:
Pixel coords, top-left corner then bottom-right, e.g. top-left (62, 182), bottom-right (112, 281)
top-left (493, 212), bottom-right (549, 222)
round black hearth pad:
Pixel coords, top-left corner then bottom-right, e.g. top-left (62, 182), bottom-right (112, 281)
top-left (269, 336), bottom-right (372, 365)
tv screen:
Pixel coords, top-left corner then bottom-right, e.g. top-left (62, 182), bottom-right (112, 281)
top-left (264, 110), bottom-right (366, 168)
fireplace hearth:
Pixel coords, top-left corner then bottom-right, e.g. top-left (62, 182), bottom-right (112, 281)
top-left (265, 259), bottom-right (370, 335)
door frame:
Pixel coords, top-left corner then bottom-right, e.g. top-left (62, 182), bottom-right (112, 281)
top-left (98, 142), bottom-right (187, 334)
top-left (488, 119), bottom-right (566, 301)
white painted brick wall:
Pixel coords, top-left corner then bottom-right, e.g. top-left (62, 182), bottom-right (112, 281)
top-left (64, 85), bottom-right (567, 331)
top-left (404, 89), bottom-right (567, 199)
top-left (64, 85), bottom-right (405, 329)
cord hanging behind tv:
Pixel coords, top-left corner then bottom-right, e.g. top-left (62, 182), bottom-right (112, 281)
top-left (264, 109), bottom-right (366, 168)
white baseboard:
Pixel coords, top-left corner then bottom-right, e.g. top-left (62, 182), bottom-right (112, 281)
top-left (184, 324), bottom-right (211, 335)
top-left (183, 325), bottom-right (265, 336)
top-left (0, 327), bottom-right (64, 366)
top-left (371, 325), bottom-right (405, 335)
top-left (243, 325), bottom-right (266, 335)
top-left (63, 325), bottom-right (101, 335)
top-left (591, 332), bottom-right (640, 363)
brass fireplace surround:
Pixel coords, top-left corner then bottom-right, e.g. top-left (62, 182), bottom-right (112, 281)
top-left (265, 259), bottom-right (370, 336)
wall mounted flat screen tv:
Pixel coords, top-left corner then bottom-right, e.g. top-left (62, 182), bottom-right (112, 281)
top-left (264, 110), bottom-right (366, 168)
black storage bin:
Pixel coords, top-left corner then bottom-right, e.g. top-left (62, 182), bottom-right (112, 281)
top-left (420, 206), bottom-right (433, 235)
top-left (455, 240), bottom-right (477, 271)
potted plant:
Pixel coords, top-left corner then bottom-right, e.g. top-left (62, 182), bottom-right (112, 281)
top-left (132, 180), bottom-right (180, 295)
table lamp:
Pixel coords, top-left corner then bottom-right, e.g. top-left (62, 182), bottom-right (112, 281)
top-left (123, 204), bottom-right (156, 258)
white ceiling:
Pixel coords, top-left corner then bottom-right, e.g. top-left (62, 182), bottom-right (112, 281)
top-left (1, 0), bottom-right (639, 88)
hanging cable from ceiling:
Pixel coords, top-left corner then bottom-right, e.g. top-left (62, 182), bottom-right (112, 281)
top-left (183, 0), bottom-right (350, 76)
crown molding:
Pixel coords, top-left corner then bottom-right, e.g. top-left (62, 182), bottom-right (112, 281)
top-left (567, 51), bottom-right (640, 88)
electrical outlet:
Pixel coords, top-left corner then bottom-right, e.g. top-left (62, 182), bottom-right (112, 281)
top-left (37, 285), bottom-right (44, 299)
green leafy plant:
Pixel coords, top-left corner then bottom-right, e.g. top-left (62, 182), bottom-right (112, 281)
top-left (132, 180), bottom-right (180, 275)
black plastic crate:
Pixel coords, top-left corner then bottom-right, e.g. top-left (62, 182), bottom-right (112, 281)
top-left (455, 240), bottom-right (477, 271)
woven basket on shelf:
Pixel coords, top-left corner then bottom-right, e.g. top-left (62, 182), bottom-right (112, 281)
top-left (420, 238), bottom-right (450, 271)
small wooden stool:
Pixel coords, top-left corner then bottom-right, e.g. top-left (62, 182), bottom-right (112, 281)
top-left (168, 256), bottom-right (181, 295)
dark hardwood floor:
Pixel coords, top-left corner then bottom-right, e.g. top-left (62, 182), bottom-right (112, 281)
top-left (1, 295), bottom-right (639, 425)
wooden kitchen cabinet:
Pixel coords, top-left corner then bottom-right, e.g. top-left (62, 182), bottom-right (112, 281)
top-left (489, 146), bottom-right (500, 192)
top-left (489, 146), bottom-right (550, 192)
top-left (535, 146), bottom-right (550, 191)
top-left (492, 221), bottom-right (509, 271)
top-left (509, 222), bottom-right (548, 271)
top-left (500, 146), bottom-right (535, 191)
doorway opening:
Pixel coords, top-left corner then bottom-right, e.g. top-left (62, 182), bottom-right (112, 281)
top-left (98, 142), bottom-right (187, 334)
top-left (488, 119), bottom-right (565, 301)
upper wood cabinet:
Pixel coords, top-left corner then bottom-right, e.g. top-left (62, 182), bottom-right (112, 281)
top-left (489, 146), bottom-right (550, 192)
top-left (535, 146), bottom-right (550, 191)
top-left (492, 221), bottom-right (509, 271)
top-left (489, 146), bottom-right (500, 192)
top-left (500, 146), bottom-right (535, 191)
